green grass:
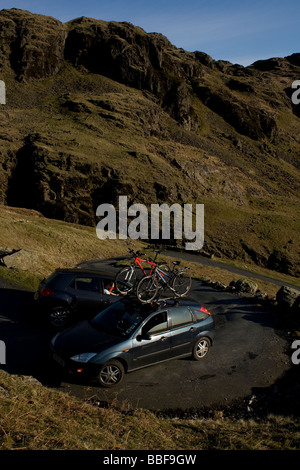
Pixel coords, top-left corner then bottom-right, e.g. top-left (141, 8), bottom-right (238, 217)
top-left (0, 266), bottom-right (41, 291)
top-left (0, 204), bottom-right (140, 290)
top-left (0, 369), bottom-right (300, 450)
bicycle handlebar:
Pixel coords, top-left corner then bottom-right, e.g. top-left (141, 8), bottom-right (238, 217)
top-left (128, 249), bottom-right (146, 258)
top-left (128, 248), bottom-right (161, 263)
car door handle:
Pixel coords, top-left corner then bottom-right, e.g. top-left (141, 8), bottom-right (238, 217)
top-left (161, 336), bottom-right (167, 342)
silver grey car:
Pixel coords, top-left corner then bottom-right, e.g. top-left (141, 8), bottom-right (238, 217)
top-left (50, 297), bottom-right (215, 387)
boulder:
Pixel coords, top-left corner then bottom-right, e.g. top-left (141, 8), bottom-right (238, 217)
top-left (2, 249), bottom-right (39, 271)
top-left (276, 286), bottom-right (300, 329)
top-left (0, 247), bottom-right (15, 259)
top-left (276, 286), bottom-right (300, 310)
top-left (292, 296), bottom-right (300, 315)
top-left (235, 278), bottom-right (258, 294)
top-left (213, 281), bottom-right (227, 290)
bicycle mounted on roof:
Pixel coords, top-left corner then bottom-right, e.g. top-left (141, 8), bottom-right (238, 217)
top-left (114, 249), bottom-right (191, 304)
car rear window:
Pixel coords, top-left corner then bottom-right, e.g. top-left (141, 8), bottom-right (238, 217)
top-left (44, 273), bottom-right (68, 288)
top-left (190, 308), bottom-right (209, 322)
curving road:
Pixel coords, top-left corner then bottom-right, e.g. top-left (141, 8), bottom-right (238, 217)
top-left (0, 260), bottom-right (291, 412)
top-left (163, 250), bottom-right (300, 291)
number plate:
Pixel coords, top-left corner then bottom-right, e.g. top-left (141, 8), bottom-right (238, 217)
top-left (53, 353), bottom-right (65, 367)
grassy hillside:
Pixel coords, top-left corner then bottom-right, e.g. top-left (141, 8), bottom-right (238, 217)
top-left (0, 204), bottom-right (298, 296)
top-left (0, 369), bottom-right (300, 450)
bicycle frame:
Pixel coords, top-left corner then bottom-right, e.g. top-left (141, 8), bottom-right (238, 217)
top-left (129, 249), bottom-right (162, 276)
top-left (155, 263), bottom-right (189, 293)
top-left (154, 265), bottom-right (174, 287)
top-left (133, 255), bottom-right (156, 275)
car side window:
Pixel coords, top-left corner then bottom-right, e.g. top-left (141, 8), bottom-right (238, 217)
top-left (70, 277), bottom-right (100, 293)
top-left (171, 307), bottom-right (193, 328)
top-left (142, 311), bottom-right (168, 336)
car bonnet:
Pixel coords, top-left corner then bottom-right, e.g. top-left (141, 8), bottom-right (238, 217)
top-left (53, 320), bottom-right (123, 356)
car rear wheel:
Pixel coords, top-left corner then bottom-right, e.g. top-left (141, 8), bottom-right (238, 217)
top-left (49, 305), bottom-right (71, 329)
top-left (192, 337), bottom-right (211, 360)
top-left (98, 360), bottom-right (125, 387)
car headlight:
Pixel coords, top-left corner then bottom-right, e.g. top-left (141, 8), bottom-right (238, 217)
top-left (70, 353), bottom-right (97, 363)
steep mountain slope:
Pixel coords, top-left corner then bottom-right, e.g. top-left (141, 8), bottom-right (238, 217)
top-left (0, 8), bottom-right (299, 276)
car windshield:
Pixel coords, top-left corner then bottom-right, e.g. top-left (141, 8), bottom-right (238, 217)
top-left (91, 299), bottom-right (146, 337)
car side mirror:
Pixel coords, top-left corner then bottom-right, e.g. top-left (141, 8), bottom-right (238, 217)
top-left (137, 333), bottom-right (151, 341)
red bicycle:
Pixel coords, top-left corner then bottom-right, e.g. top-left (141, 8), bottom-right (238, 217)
top-left (114, 249), bottom-right (165, 295)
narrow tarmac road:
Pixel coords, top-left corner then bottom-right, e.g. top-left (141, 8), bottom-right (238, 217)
top-left (0, 263), bottom-right (291, 412)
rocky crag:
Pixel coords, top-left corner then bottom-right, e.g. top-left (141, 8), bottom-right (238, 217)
top-left (0, 9), bottom-right (299, 276)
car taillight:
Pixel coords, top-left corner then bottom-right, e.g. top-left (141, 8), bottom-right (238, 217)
top-left (40, 287), bottom-right (55, 297)
top-left (200, 306), bottom-right (211, 315)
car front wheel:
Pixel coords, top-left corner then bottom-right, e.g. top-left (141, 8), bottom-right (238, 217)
top-left (192, 337), bottom-right (211, 360)
top-left (49, 305), bottom-right (71, 329)
top-left (98, 360), bottom-right (125, 388)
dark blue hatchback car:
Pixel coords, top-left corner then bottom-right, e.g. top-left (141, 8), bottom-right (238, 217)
top-left (50, 297), bottom-right (215, 387)
top-left (34, 268), bottom-right (120, 328)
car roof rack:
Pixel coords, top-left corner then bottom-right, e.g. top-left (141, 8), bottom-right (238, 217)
top-left (148, 296), bottom-right (180, 308)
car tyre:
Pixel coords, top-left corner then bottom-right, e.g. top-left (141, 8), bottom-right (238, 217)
top-left (49, 305), bottom-right (71, 329)
top-left (98, 360), bottom-right (125, 388)
top-left (192, 337), bottom-right (211, 360)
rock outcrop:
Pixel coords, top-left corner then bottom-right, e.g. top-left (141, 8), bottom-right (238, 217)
top-left (0, 9), bottom-right (295, 137)
top-left (0, 9), bottom-right (67, 81)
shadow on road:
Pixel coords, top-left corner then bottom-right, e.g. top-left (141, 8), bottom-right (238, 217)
top-left (190, 283), bottom-right (281, 330)
top-left (0, 286), bottom-right (61, 385)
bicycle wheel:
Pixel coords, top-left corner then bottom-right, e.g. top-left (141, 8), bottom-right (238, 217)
top-left (114, 267), bottom-right (137, 295)
top-left (171, 269), bottom-right (192, 297)
top-left (136, 275), bottom-right (159, 303)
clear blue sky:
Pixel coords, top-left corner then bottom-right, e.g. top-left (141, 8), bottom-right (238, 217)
top-left (1, 0), bottom-right (299, 65)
